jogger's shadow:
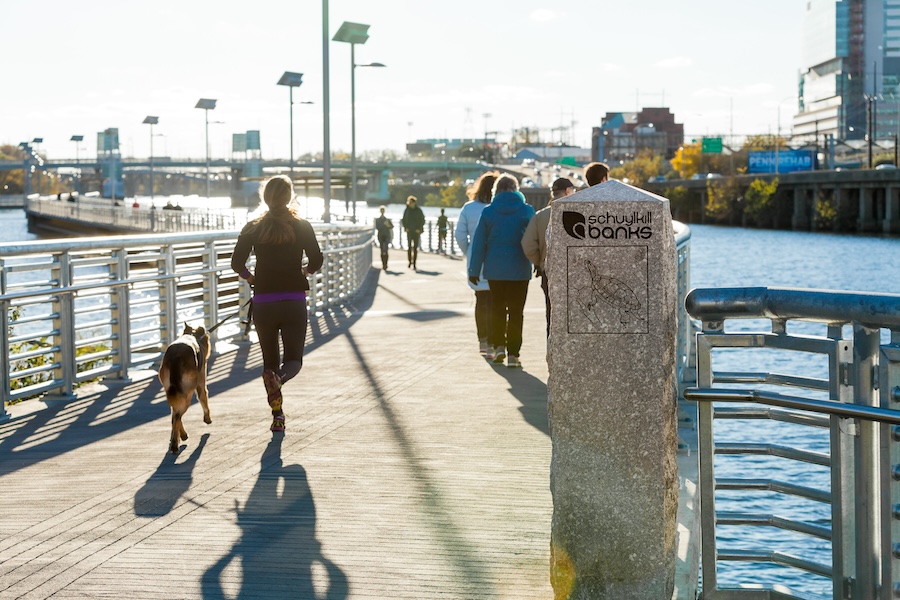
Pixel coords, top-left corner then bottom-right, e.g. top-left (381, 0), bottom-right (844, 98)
top-left (202, 436), bottom-right (348, 598)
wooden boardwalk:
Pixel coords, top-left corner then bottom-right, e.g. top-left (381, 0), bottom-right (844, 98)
top-left (0, 249), bottom-right (556, 599)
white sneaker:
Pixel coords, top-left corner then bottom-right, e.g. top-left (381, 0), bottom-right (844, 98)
top-left (479, 338), bottom-right (489, 354)
top-left (507, 355), bottom-right (521, 368)
top-left (485, 346), bottom-right (496, 360)
top-left (492, 346), bottom-right (506, 364)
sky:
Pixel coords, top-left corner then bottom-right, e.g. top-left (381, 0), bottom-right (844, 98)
top-left (2, 0), bottom-right (807, 162)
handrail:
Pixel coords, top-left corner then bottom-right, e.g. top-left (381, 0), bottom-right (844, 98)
top-left (685, 286), bottom-right (900, 328)
top-left (1, 225), bottom-right (373, 415)
top-left (685, 285), bottom-right (900, 599)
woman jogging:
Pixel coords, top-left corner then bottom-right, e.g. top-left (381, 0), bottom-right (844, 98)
top-left (231, 175), bottom-right (324, 432)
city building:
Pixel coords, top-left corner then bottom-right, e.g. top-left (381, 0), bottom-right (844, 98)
top-left (591, 107), bottom-right (684, 162)
top-left (794, 0), bottom-right (900, 142)
top-left (513, 145), bottom-right (592, 165)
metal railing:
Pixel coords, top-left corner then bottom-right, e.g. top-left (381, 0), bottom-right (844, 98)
top-left (27, 197), bottom-right (247, 233)
top-left (683, 286), bottom-right (900, 599)
top-left (1, 225), bottom-right (373, 416)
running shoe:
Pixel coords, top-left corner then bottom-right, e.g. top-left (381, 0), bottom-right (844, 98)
top-left (507, 355), bottom-right (521, 368)
top-left (270, 413), bottom-right (285, 432)
top-left (479, 338), bottom-right (489, 354)
top-left (493, 346), bottom-right (506, 364)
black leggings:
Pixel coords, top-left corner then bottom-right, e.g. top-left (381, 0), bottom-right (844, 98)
top-left (407, 232), bottom-right (420, 266)
top-left (474, 290), bottom-right (491, 340)
top-left (252, 299), bottom-right (308, 383)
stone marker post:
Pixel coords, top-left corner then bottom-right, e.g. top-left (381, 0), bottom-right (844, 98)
top-left (546, 180), bottom-right (678, 599)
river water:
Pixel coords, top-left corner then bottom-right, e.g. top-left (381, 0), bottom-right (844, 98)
top-left (2, 205), bottom-right (899, 596)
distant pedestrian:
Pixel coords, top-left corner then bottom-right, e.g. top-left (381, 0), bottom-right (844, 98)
top-left (468, 174), bottom-right (535, 368)
top-left (401, 195), bottom-right (425, 270)
top-left (455, 171), bottom-right (498, 354)
top-left (374, 205), bottom-right (394, 270)
top-left (584, 162), bottom-right (610, 186)
top-left (522, 177), bottom-right (576, 336)
top-left (231, 175), bottom-right (324, 433)
top-left (437, 208), bottom-right (449, 253)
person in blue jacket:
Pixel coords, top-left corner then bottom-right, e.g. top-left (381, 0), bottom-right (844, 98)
top-left (468, 174), bottom-right (535, 368)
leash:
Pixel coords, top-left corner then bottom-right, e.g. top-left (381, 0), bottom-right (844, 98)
top-left (208, 297), bottom-right (254, 335)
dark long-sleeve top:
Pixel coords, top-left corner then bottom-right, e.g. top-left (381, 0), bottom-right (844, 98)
top-left (231, 217), bottom-right (324, 299)
top-left (401, 206), bottom-right (425, 233)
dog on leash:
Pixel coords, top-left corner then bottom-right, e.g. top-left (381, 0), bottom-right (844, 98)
top-left (158, 324), bottom-right (211, 454)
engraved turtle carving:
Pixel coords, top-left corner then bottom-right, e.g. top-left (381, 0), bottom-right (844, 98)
top-left (585, 260), bottom-right (642, 324)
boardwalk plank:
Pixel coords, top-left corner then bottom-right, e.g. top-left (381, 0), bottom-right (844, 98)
top-left (0, 250), bottom-right (553, 599)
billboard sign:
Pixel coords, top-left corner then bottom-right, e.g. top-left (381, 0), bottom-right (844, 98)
top-left (246, 130), bottom-right (261, 151)
top-left (748, 150), bottom-right (814, 174)
top-left (701, 137), bottom-right (723, 154)
top-left (96, 128), bottom-right (120, 153)
top-left (232, 133), bottom-right (247, 153)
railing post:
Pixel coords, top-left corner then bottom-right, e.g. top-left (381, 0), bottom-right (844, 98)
top-left (831, 325), bottom-right (854, 600)
top-left (853, 324), bottom-right (882, 599)
top-left (1, 298), bottom-right (10, 419)
top-left (880, 328), bottom-right (900, 599)
top-left (162, 243), bottom-right (178, 345)
top-left (204, 240), bottom-right (219, 345)
top-left (50, 253), bottom-right (76, 400)
top-left (110, 249), bottom-right (131, 380)
top-left (696, 322), bottom-right (719, 598)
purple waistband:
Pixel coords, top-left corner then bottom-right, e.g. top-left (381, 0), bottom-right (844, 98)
top-left (253, 291), bottom-right (308, 303)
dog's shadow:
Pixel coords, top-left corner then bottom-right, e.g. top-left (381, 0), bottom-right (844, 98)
top-left (134, 433), bottom-right (209, 517)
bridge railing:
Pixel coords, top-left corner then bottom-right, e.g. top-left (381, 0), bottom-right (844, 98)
top-left (0, 225), bottom-right (372, 415)
top-left (683, 287), bottom-right (900, 599)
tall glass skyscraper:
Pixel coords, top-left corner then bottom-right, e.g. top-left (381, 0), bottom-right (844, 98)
top-left (794, 0), bottom-right (900, 142)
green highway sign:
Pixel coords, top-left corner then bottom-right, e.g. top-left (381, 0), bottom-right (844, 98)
top-left (702, 137), bottom-right (723, 154)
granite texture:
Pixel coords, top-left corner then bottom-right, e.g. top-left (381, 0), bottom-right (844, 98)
top-left (545, 180), bottom-right (678, 599)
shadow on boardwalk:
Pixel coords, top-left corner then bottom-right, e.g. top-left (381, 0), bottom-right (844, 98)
top-left (201, 436), bottom-right (349, 599)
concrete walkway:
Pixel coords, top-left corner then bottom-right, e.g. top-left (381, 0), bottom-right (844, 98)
top-left (0, 249), bottom-right (556, 599)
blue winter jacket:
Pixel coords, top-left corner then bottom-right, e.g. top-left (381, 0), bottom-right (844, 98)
top-left (468, 191), bottom-right (535, 281)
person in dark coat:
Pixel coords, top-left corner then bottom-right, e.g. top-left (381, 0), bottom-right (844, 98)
top-left (401, 195), bottom-right (425, 270)
top-left (374, 205), bottom-right (394, 270)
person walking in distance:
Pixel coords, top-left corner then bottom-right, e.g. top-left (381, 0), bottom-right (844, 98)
top-left (231, 175), bottom-right (324, 432)
top-left (455, 171), bottom-right (498, 354)
top-left (468, 174), bottom-right (535, 368)
top-left (584, 161), bottom-right (610, 186)
top-left (436, 208), bottom-right (449, 254)
top-left (374, 205), bottom-right (394, 270)
top-left (522, 177), bottom-right (576, 337)
top-left (401, 195), bottom-right (425, 270)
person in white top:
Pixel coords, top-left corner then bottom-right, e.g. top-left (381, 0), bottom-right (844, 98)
top-left (455, 171), bottom-right (498, 354)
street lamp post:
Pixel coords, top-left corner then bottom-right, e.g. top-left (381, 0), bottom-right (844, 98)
top-left (775, 96), bottom-right (795, 175)
top-left (143, 116), bottom-right (159, 202)
top-left (70, 135), bottom-right (83, 194)
top-left (334, 21), bottom-right (385, 224)
top-left (195, 99), bottom-right (217, 199)
top-left (277, 72), bottom-right (306, 178)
